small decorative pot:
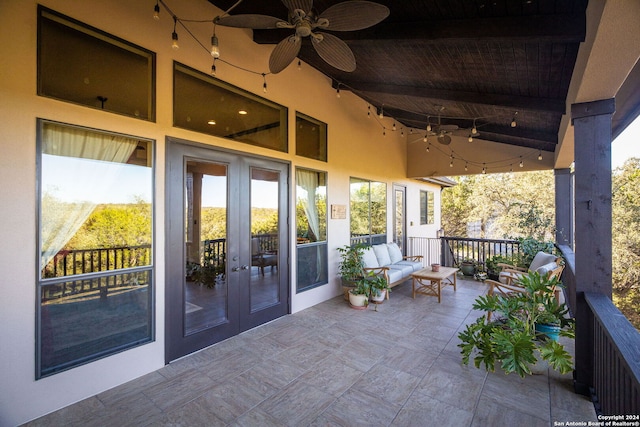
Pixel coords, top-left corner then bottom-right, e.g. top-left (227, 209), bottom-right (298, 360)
top-left (535, 323), bottom-right (561, 341)
top-left (431, 263), bottom-right (440, 272)
top-left (370, 289), bottom-right (386, 303)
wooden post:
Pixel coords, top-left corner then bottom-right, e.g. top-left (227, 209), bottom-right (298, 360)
top-left (571, 98), bottom-right (615, 396)
top-left (554, 168), bottom-right (574, 248)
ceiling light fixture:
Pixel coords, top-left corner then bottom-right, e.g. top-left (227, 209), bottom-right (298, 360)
top-left (238, 109), bottom-right (248, 115)
top-left (207, 120), bottom-right (216, 125)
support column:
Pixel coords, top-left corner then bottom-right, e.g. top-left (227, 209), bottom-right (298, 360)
top-left (571, 98), bottom-right (615, 396)
top-left (555, 168), bottom-right (574, 248)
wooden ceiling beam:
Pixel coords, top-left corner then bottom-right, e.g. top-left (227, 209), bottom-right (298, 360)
top-left (335, 80), bottom-right (566, 114)
top-left (254, 13), bottom-right (585, 44)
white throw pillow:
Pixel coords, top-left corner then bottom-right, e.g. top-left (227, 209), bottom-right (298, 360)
top-left (387, 242), bottom-right (403, 264)
top-left (535, 262), bottom-right (558, 277)
top-left (361, 247), bottom-right (380, 269)
top-left (372, 244), bottom-right (392, 266)
top-left (529, 252), bottom-right (557, 272)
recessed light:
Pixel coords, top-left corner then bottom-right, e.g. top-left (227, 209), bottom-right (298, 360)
top-left (238, 110), bottom-right (248, 115)
top-left (207, 120), bottom-right (216, 125)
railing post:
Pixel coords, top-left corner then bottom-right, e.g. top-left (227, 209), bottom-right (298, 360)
top-left (571, 98), bottom-right (615, 396)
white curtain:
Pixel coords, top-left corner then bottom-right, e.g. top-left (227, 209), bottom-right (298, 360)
top-left (40, 123), bottom-right (137, 271)
top-left (296, 169), bottom-right (320, 242)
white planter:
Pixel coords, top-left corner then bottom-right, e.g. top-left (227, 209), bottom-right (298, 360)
top-left (348, 291), bottom-right (368, 309)
top-left (370, 289), bottom-right (386, 303)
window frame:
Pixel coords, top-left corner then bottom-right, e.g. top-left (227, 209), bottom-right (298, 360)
top-left (420, 190), bottom-right (435, 225)
top-left (295, 167), bottom-right (328, 293)
top-left (35, 119), bottom-right (155, 379)
top-left (349, 177), bottom-right (387, 246)
top-left (295, 112), bottom-right (328, 162)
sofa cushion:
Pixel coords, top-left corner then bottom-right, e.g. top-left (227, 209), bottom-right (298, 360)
top-left (387, 263), bottom-right (414, 276)
top-left (499, 270), bottom-right (523, 284)
top-left (385, 268), bottom-right (404, 285)
top-left (372, 244), bottom-right (392, 267)
top-left (529, 251), bottom-right (557, 272)
top-left (361, 247), bottom-right (380, 269)
top-left (535, 262), bottom-right (558, 277)
top-left (396, 260), bottom-right (423, 272)
top-left (387, 242), bottom-right (404, 264)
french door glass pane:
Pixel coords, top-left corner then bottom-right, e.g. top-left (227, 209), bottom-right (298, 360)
top-left (250, 168), bottom-right (280, 311)
top-left (184, 161), bottom-right (228, 335)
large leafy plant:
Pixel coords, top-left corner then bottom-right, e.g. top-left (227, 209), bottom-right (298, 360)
top-left (337, 243), bottom-right (367, 282)
top-left (458, 271), bottom-right (574, 377)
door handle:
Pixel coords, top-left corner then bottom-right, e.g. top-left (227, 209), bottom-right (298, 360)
top-left (241, 265), bottom-right (250, 270)
top-left (231, 266), bottom-right (240, 272)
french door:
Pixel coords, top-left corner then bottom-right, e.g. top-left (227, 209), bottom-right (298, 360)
top-left (165, 139), bottom-right (289, 362)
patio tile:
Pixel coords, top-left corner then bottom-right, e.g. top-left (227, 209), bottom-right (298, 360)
top-left (480, 369), bottom-right (551, 421)
top-left (96, 371), bottom-right (166, 406)
top-left (351, 364), bottom-right (422, 406)
top-left (257, 380), bottom-right (335, 426)
top-left (298, 354), bottom-right (365, 396)
top-left (143, 368), bottom-right (216, 412)
top-left (391, 394), bottom-right (474, 427)
top-left (237, 357), bottom-right (307, 394)
top-left (379, 344), bottom-right (438, 377)
top-left (413, 366), bottom-right (485, 412)
top-left (471, 395), bottom-right (548, 427)
top-left (315, 388), bottom-right (401, 427)
top-left (23, 396), bottom-right (105, 427)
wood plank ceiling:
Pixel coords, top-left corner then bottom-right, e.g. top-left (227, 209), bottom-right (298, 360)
top-left (208, 0), bottom-right (588, 153)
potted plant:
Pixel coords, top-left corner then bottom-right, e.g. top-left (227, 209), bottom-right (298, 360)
top-left (460, 259), bottom-right (476, 276)
top-left (367, 272), bottom-right (390, 304)
top-left (485, 254), bottom-right (522, 280)
top-left (190, 264), bottom-right (217, 288)
top-left (457, 271), bottom-right (574, 377)
top-left (337, 243), bottom-right (367, 298)
top-left (348, 279), bottom-right (370, 309)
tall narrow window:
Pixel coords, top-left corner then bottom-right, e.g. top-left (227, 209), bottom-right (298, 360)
top-left (296, 169), bottom-right (328, 292)
top-left (420, 190), bottom-right (435, 225)
top-left (350, 178), bottom-right (387, 245)
top-left (37, 120), bottom-right (154, 378)
top-left (296, 112), bottom-right (327, 162)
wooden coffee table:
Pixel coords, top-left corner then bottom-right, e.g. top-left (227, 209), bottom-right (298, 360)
top-left (411, 267), bottom-right (459, 303)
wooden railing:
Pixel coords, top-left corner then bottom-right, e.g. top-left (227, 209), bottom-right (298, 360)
top-left (439, 236), bottom-right (522, 269)
top-left (44, 244), bottom-right (152, 278)
top-left (585, 292), bottom-right (640, 416)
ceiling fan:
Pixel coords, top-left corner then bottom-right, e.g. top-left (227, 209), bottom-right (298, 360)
top-left (215, 0), bottom-right (390, 74)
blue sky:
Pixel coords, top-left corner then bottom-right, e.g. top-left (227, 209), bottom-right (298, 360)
top-left (612, 115), bottom-right (640, 169)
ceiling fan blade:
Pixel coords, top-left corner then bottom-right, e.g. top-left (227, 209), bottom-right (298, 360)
top-left (312, 32), bottom-right (356, 72)
top-left (216, 14), bottom-right (286, 29)
top-left (281, 0), bottom-right (313, 14)
top-left (319, 1), bottom-right (390, 31)
top-left (269, 35), bottom-right (302, 74)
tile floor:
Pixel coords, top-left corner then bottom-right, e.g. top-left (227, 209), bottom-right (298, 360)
top-left (25, 277), bottom-right (597, 427)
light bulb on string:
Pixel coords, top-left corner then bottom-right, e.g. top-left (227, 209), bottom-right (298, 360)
top-left (538, 151), bottom-right (543, 161)
top-left (379, 106), bottom-right (384, 119)
top-left (336, 87), bottom-right (341, 98)
top-left (426, 116), bottom-right (431, 132)
top-left (153, 1), bottom-right (160, 20)
top-left (482, 164), bottom-right (486, 174)
top-left (400, 128), bottom-right (404, 137)
top-left (510, 164), bottom-right (513, 172)
top-left (297, 60), bottom-right (301, 70)
top-left (211, 59), bottom-right (216, 76)
top-left (472, 119), bottom-right (478, 135)
top-left (392, 122), bottom-right (396, 131)
top-left (511, 111), bottom-right (518, 127)
top-left (383, 128), bottom-right (386, 137)
top-left (210, 33), bottom-right (220, 58)
top-left (426, 143), bottom-right (430, 153)
top-left (468, 134), bottom-right (473, 143)
top-left (367, 105), bottom-right (371, 118)
top-left (423, 134), bottom-right (427, 143)
top-left (519, 157), bottom-right (524, 168)
top-left (449, 154), bottom-right (454, 168)
top-left (464, 163), bottom-right (468, 171)
top-left (262, 74), bottom-right (267, 93)
top-left (171, 16), bottom-right (179, 50)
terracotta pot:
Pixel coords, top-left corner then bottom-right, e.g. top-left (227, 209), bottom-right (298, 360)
top-left (431, 263), bottom-right (440, 272)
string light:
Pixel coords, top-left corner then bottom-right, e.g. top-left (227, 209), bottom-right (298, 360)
top-left (482, 163), bottom-right (486, 174)
top-left (210, 28), bottom-right (220, 58)
top-left (367, 105), bottom-right (371, 118)
top-left (471, 119), bottom-right (478, 135)
top-left (153, 1), bottom-right (160, 20)
top-left (400, 128), bottom-right (404, 137)
top-left (171, 16), bottom-right (179, 50)
top-left (423, 134), bottom-right (428, 142)
top-left (510, 165), bottom-right (513, 172)
top-left (392, 122), bottom-right (396, 131)
top-left (449, 154), bottom-right (454, 168)
top-left (297, 59), bottom-right (301, 70)
top-left (511, 111), bottom-right (518, 128)
top-left (519, 156), bottom-right (524, 168)
top-left (383, 128), bottom-right (386, 137)
top-left (468, 134), bottom-right (473, 143)
top-left (336, 86), bottom-right (341, 98)
top-left (538, 150), bottom-right (543, 161)
top-left (464, 162), bottom-right (468, 171)
top-left (211, 59), bottom-right (216, 76)
top-left (426, 116), bottom-right (432, 132)
top-left (379, 105), bottom-right (384, 119)
top-left (426, 143), bottom-right (430, 153)
top-left (262, 73), bottom-right (267, 93)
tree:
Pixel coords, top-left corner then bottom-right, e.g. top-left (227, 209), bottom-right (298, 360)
top-left (612, 158), bottom-right (640, 329)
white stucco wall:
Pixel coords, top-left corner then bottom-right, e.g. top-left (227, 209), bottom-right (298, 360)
top-left (0, 1), bottom-right (443, 424)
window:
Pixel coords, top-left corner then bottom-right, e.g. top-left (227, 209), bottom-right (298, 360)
top-left (350, 178), bottom-right (386, 245)
top-left (174, 63), bottom-right (288, 152)
top-left (296, 112), bottom-right (327, 161)
top-left (37, 120), bottom-right (154, 378)
top-left (420, 190), bottom-right (435, 225)
top-left (296, 169), bottom-right (328, 292)
top-left (37, 6), bottom-right (155, 121)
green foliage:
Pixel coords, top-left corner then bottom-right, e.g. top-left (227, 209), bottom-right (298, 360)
top-left (612, 158), bottom-right (640, 331)
top-left (459, 271), bottom-right (574, 378)
top-left (517, 237), bottom-right (555, 266)
top-left (337, 244), bottom-right (367, 282)
top-left (441, 171), bottom-right (555, 240)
